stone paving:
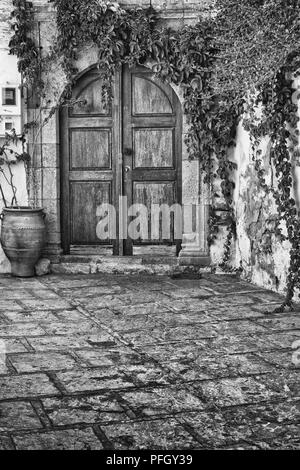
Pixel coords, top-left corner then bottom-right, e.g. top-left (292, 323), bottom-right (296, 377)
top-left (0, 272), bottom-right (299, 450)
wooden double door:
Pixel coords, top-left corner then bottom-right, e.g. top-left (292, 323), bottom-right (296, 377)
top-left (61, 65), bottom-right (182, 256)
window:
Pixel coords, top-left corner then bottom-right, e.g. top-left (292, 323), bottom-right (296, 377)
top-left (4, 122), bottom-right (13, 131)
top-left (2, 87), bottom-right (16, 106)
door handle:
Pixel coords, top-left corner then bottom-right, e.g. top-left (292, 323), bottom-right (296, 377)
top-left (124, 165), bottom-right (131, 173)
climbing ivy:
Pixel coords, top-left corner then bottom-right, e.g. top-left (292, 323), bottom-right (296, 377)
top-left (256, 68), bottom-right (300, 309)
top-left (8, 0), bottom-right (300, 307)
top-left (9, 0), bottom-right (43, 97)
top-left (51, 0), bottom-right (158, 103)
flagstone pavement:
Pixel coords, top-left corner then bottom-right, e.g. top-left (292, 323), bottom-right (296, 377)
top-left (0, 272), bottom-right (299, 450)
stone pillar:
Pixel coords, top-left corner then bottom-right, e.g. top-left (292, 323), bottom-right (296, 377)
top-left (25, 106), bottom-right (61, 261)
top-left (25, 12), bottom-right (63, 262)
top-left (25, 105), bottom-right (62, 261)
top-left (40, 109), bottom-right (62, 261)
top-left (178, 125), bottom-right (210, 266)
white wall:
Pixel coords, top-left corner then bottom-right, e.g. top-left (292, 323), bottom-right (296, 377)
top-left (0, 51), bottom-right (28, 273)
top-left (211, 78), bottom-right (300, 296)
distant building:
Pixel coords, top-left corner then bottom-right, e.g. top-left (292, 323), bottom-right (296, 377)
top-left (0, 0), bottom-right (22, 135)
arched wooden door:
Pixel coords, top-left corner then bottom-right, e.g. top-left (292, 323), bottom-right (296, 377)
top-left (61, 65), bottom-right (182, 256)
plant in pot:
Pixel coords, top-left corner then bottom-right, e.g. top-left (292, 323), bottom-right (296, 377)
top-left (0, 130), bottom-right (46, 277)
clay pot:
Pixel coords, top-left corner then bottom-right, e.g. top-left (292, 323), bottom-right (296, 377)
top-left (0, 207), bottom-right (46, 277)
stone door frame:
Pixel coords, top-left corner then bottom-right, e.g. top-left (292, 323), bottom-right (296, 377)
top-left (24, 6), bottom-right (210, 266)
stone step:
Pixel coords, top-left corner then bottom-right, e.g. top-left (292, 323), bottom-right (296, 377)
top-left (59, 255), bottom-right (178, 265)
top-left (50, 255), bottom-right (212, 275)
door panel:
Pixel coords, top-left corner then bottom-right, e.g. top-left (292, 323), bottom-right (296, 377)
top-left (70, 129), bottom-right (111, 169)
top-left (71, 77), bottom-right (110, 116)
top-left (133, 128), bottom-right (174, 168)
top-left (133, 182), bottom-right (175, 243)
top-left (132, 76), bottom-right (173, 115)
top-left (123, 66), bottom-right (182, 254)
top-left (70, 181), bottom-right (111, 244)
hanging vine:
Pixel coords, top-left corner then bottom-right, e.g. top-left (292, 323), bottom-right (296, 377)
top-left (258, 68), bottom-right (300, 310)
top-left (9, 0), bottom-right (43, 97)
top-left (8, 0), bottom-right (300, 308)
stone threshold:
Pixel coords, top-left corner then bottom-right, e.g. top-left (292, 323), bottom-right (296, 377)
top-left (50, 255), bottom-right (213, 276)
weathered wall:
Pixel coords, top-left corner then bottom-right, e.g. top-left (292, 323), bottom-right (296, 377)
top-left (233, 88), bottom-right (300, 295)
top-left (231, 125), bottom-right (292, 293)
top-left (211, 78), bottom-right (300, 296)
